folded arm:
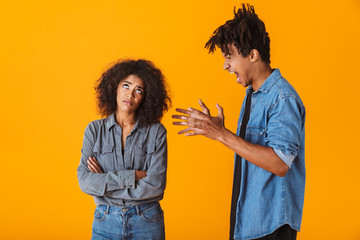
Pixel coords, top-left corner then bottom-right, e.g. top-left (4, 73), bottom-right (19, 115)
top-left (77, 123), bottom-right (138, 197)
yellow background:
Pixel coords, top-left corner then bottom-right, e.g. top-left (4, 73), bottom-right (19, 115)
top-left (1, 0), bottom-right (359, 239)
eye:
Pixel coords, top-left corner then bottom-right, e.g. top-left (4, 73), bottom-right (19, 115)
top-left (122, 83), bottom-right (129, 89)
top-left (136, 89), bottom-right (143, 94)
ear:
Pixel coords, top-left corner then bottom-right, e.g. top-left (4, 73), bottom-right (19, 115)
top-left (249, 49), bottom-right (260, 62)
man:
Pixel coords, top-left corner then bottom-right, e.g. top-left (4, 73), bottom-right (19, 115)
top-left (172, 4), bottom-right (305, 240)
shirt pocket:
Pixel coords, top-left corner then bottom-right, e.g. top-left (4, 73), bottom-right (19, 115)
top-left (246, 127), bottom-right (267, 145)
top-left (93, 144), bottom-right (115, 172)
top-left (133, 143), bottom-right (155, 170)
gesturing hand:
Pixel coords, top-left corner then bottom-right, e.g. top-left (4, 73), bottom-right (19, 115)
top-left (87, 156), bottom-right (104, 173)
top-left (172, 99), bottom-right (226, 141)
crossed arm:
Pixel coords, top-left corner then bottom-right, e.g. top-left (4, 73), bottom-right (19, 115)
top-left (87, 157), bottom-right (146, 181)
top-left (172, 99), bottom-right (289, 177)
top-left (78, 123), bottom-right (167, 199)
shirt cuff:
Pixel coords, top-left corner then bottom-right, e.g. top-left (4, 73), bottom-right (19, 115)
top-left (273, 148), bottom-right (296, 168)
top-left (106, 170), bottom-right (136, 191)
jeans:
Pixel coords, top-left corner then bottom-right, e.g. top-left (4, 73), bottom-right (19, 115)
top-left (91, 201), bottom-right (165, 240)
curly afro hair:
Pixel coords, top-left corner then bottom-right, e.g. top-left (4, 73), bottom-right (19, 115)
top-left (95, 59), bottom-right (171, 127)
top-left (205, 3), bottom-right (270, 64)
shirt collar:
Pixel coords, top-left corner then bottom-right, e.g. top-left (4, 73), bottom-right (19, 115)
top-left (248, 68), bottom-right (282, 94)
top-left (105, 112), bottom-right (147, 134)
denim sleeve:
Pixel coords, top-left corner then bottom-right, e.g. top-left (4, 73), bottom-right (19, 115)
top-left (109, 125), bottom-right (167, 200)
top-left (266, 96), bottom-right (304, 168)
top-left (77, 122), bottom-right (135, 197)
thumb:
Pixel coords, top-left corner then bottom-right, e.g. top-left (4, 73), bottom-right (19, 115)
top-left (199, 99), bottom-right (210, 115)
top-left (216, 103), bottom-right (224, 119)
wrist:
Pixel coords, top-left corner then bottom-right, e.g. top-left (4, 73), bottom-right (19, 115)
top-left (216, 127), bottom-right (230, 142)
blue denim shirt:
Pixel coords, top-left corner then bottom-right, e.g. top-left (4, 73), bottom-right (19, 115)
top-left (77, 113), bottom-right (167, 207)
top-left (234, 69), bottom-right (305, 240)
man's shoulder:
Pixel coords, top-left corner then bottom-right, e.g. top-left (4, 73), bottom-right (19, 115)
top-left (275, 77), bottom-right (299, 96)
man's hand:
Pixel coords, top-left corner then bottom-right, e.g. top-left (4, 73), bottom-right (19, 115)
top-left (87, 156), bottom-right (104, 173)
top-left (172, 99), bottom-right (226, 141)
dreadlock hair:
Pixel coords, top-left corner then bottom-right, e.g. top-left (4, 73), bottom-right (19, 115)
top-left (205, 3), bottom-right (270, 64)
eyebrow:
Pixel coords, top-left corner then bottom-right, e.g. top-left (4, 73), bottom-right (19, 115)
top-left (123, 80), bottom-right (144, 89)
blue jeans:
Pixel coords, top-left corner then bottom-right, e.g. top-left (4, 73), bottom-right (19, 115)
top-left (91, 202), bottom-right (165, 240)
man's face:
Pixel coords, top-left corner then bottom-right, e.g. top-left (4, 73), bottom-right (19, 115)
top-left (221, 44), bottom-right (252, 88)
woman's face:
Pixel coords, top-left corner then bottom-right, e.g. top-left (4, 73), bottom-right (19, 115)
top-left (116, 74), bottom-right (145, 114)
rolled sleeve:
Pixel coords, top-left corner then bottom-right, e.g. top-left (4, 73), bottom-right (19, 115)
top-left (266, 96), bottom-right (304, 166)
top-left (273, 148), bottom-right (295, 168)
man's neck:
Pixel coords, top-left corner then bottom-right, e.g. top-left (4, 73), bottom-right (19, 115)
top-left (251, 64), bottom-right (272, 91)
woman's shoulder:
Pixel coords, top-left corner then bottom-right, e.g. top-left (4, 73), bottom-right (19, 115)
top-left (84, 116), bottom-right (110, 135)
top-left (139, 122), bottom-right (167, 138)
top-left (146, 122), bottom-right (166, 131)
top-left (86, 117), bottom-right (106, 128)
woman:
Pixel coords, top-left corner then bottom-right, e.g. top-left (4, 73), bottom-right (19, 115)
top-left (77, 59), bottom-right (170, 240)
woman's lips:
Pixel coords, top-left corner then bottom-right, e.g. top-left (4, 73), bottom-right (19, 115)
top-left (123, 100), bottom-right (133, 106)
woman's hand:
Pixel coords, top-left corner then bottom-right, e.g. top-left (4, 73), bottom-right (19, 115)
top-left (135, 170), bottom-right (147, 181)
top-left (87, 157), bottom-right (104, 173)
top-left (87, 156), bottom-right (147, 180)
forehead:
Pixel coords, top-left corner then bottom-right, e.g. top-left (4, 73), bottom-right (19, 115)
top-left (221, 43), bottom-right (238, 57)
top-left (121, 74), bottom-right (144, 87)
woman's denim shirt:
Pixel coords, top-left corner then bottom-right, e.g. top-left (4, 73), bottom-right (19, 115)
top-left (77, 113), bottom-right (167, 207)
top-left (234, 69), bottom-right (305, 240)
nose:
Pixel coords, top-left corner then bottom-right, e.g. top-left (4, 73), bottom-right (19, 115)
top-left (223, 61), bottom-right (230, 70)
top-left (129, 94), bottom-right (134, 99)
top-left (128, 90), bottom-right (135, 99)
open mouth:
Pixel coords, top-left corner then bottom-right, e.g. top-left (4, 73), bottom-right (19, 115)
top-left (230, 71), bottom-right (240, 82)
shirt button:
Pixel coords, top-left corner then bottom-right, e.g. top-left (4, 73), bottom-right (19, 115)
top-left (119, 164), bottom-right (122, 167)
top-left (117, 148), bottom-right (120, 152)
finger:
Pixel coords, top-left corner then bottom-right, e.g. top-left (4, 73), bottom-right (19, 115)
top-left (177, 108), bottom-right (206, 120)
top-left (178, 126), bottom-right (204, 135)
top-left (178, 128), bottom-right (193, 135)
top-left (87, 159), bottom-right (97, 172)
top-left (185, 131), bottom-right (201, 136)
top-left (88, 158), bottom-right (102, 173)
top-left (175, 108), bottom-right (191, 115)
top-left (87, 161), bottom-right (98, 173)
top-left (173, 121), bottom-right (188, 126)
top-left (172, 115), bottom-right (189, 120)
top-left (199, 99), bottom-right (210, 115)
top-left (216, 103), bottom-right (224, 117)
top-left (92, 157), bottom-right (104, 173)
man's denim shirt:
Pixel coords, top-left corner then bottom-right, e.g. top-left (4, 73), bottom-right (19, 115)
top-left (77, 113), bottom-right (167, 207)
top-left (234, 69), bottom-right (305, 240)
